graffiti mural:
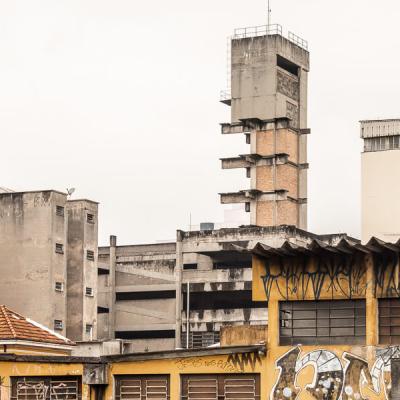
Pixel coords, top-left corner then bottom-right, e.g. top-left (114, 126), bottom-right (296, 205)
top-left (261, 255), bottom-right (367, 301)
top-left (270, 346), bottom-right (400, 400)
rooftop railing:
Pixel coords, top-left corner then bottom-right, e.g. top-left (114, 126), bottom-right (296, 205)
top-left (233, 23), bottom-right (308, 51)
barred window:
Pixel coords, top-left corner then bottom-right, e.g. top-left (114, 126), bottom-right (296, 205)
top-left (379, 298), bottom-right (400, 344)
top-left (87, 250), bottom-right (94, 261)
top-left (280, 300), bottom-right (366, 345)
top-left (115, 375), bottom-right (169, 400)
top-left (56, 206), bottom-right (64, 217)
top-left (55, 243), bottom-right (64, 254)
top-left (87, 213), bottom-right (95, 224)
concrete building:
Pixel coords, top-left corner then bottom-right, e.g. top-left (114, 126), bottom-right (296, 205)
top-left (0, 190), bottom-right (98, 342)
top-left (220, 25), bottom-right (310, 229)
top-left (97, 225), bottom-right (356, 351)
top-left (361, 119), bottom-right (400, 242)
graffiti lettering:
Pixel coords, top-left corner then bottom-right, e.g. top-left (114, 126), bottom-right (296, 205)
top-left (227, 352), bottom-right (261, 372)
top-left (261, 256), bottom-right (367, 301)
top-left (271, 346), bottom-right (400, 400)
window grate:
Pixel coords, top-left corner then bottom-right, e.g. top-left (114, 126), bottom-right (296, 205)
top-left (56, 206), bottom-right (65, 217)
top-left (379, 298), bottom-right (400, 344)
top-left (279, 299), bottom-right (366, 345)
top-left (115, 375), bottom-right (169, 400)
top-left (87, 250), bottom-right (95, 261)
top-left (54, 320), bottom-right (63, 330)
top-left (55, 243), bottom-right (64, 254)
top-left (85, 287), bottom-right (94, 297)
top-left (55, 282), bottom-right (64, 292)
top-left (87, 213), bottom-right (95, 224)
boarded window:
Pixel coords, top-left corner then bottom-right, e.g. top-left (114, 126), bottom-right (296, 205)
top-left (115, 375), bottom-right (169, 400)
top-left (11, 376), bottom-right (81, 400)
top-left (280, 299), bottom-right (366, 345)
top-left (379, 298), bottom-right (400, 344)
top-left (181, 374), bottom-right (260, 400)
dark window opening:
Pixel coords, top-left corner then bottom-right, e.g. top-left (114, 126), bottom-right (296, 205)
top-left (116, 290), bottom-right (176, 301)
top-left (97, 306), bottom-right (109, 314)
top-left (246, 168), bottom-right (251, 178)
top-left (87, 213), bottom-right (95, 224)
top-left (54, 319), bottom-right (63, 330)
top-left (116, 330), bottom-right (175, 339)
top-left (56, 206), bottom-right (65, 217)
top-left (87, 250), bottom-right (95, 261)
top-left (183, 263), bottom-right (198, 270)
top-left (277, 54), bottom-right (299, 76)
top-left (245, 202), bottom-right (251, 212)
top-left (280, 299), bottom-right (366, 345)
top-left (379, 298), bottom-right (400, 344)
top-left (183, 290), bottom-right (267, 310)
top-left (213, 260), bottom-right (251, 269)
top-left (98, 268), bottom-right (110, 275)
top-left (245, 133), bottom-right (251, 144)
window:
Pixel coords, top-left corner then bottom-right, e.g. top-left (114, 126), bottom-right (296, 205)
top-left (85, 287), bottom-right (94, 297)
top-left (279, 300), bottom-right (366, 345)
top-left (245, 202), bottom-right (251, 212)
top-left (245, 133), bottom-right (251, 144)
top-left (85, 324), bottom-right (93, 334)
top-left (11, 377), bottom-right (81, 400)
top-left (54, 320), bottom-right (63, 330)
top-left (87, 250), bottom-right (94, 261)
top-left (55, 282), bottom-right (64, 292)
top-left (115, 375), bottom-right (170, 400)
top-left (56, 206), bottom-right (64, 217)
top-left (277, 54), bottom-right (299, 76)
top-left (55, 243), bottom-right (64, 254)
top-left (379, 298), bottom-right (400, 344)
top-left (87, 213), bottom-right (95, 224)
top-left (246, 168), bottom-right (251, 178)
top-left (181, 374), bottom-right (260, 400)
top-left (183, 263), bottom-right (198, 270)
top-left (364, 135), bottom-right (400, 152)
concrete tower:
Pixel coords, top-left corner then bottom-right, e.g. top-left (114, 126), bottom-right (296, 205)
top-left (219, 25), bottom-right (310, 229)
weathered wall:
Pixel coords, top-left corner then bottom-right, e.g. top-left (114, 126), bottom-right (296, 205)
top-left (66, 200), bottom-right (98, 341)
top-left (0, 191), bottom-right (67, 334)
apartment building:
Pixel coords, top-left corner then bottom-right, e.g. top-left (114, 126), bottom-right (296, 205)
top-left (0, 190), bottom-right (98, 341)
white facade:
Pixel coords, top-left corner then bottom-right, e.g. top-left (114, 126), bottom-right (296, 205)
top-left (361, 119), bottom-right (400, 243)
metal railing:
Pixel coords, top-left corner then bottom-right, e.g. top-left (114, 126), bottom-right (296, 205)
top-left (288, 31), bottom-right (309, 50)
top-left (232, 24), bottom-right (309, 51)
top-left (233, 24), bottom-right (282, 39)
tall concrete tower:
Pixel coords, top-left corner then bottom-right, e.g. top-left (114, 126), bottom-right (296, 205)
top-left (219, 25), bottom-right (310, 229)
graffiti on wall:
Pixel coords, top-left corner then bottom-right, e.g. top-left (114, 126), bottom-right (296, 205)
top-left (373, 252), bottom-right (400, 297)
top-left (261, 256), bottom-right (367, 301)
top-left (271, 346), bottom-right (399, 400)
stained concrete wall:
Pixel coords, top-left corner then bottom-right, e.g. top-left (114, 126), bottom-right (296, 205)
top-left (362, 149), bottom-right (400, 242)
top-left (0, 191), bottom-right (68, 334)
top-left (66, 200), bottom-right (98, 341)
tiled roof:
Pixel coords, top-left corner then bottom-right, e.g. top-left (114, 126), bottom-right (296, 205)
top-left (0, 305), bottom-right (74, 346)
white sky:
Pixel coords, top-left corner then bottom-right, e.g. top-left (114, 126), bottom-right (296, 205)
top-left (2, 0), bottom-right (400, 245)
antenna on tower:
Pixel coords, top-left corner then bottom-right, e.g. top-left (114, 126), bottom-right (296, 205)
top-left (267, 0), bottom-right (271, 30)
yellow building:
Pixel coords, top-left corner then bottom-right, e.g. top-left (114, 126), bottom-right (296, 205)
top-left (2, 236), bottom-right (400, 400)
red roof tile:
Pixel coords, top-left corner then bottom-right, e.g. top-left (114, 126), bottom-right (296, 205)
top-left (0, 305), bottom-right (74, 346)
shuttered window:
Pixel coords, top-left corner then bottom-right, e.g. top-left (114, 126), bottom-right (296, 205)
top-left (11, 377), bottom-right (81, 400)
top-left (379, 298), bottom-right (400, 344)
top-left (115, 375), bottom-right (169, 400)
top-left (181, 374), bottom-right (260, 400)
top-left (280, 299), bottom-right (366, 345)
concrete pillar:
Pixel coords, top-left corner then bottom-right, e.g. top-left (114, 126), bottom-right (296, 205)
top-left (365, 253), bottom-right (378, 346)
top-left (175, 230), bottom-right (184, 348)
top-left (109, 235), bottom-right (117, 339)
top-left (267, 299), bottom-right (279, 349)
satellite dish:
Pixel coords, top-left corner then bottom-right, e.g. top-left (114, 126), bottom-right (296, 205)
top-left (66, 188), bottom-right (75, 197)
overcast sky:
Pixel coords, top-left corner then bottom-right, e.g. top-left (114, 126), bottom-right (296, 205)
top-left (2, 0), bottom-right (399, 245)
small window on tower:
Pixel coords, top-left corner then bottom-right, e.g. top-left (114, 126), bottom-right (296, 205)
top-left (246, 168), bottom-right (251, 178)
top-left (55, 282), bottom-right (64, 292)
top-left (245, 202), bottom-right (251, 212)
top-left (245, 133), bottom-right (251, 144)
top-left (55, 243), bottom-right (64, 254)
top-left (87, 213), bottom-right (95, 224)
top-left (87, 250), bottom-right (95, 261)
top-left (56, 206), bottom-right (64, 217)
top-left (85, 287), bottom-right (94, 297)
top-left (54, 320), bottom-right (63, 330)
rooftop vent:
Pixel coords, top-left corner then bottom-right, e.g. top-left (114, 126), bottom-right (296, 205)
top-left (200, 222), bottom-right (215, 231)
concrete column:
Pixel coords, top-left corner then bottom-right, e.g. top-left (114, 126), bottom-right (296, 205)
top-left (365, 253), bottom-right (378, 346)
top-left (108, 235), bottom-right (117, 339)
top-left (267, 299), bottom-right (279, 349)
top-left (175, 230), bottom-right (184, 348)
